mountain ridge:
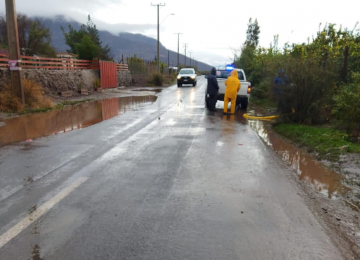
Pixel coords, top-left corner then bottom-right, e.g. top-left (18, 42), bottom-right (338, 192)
top-left (36, 16), bottom-right (212, 71)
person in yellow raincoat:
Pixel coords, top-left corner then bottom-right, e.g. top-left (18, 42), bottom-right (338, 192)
top-left (224, 70), bottom-right (241, 114)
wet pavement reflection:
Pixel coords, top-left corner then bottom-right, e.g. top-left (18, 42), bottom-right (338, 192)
top-left (216, 105), bottom-right (349, 199)
top-left (0, 96), bottom-right (157, 147)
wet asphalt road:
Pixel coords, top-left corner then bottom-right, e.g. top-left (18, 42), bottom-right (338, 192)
top-left (0, 76), bottom-right (343, 259)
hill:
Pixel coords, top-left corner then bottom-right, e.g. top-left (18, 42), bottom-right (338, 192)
top-left (37, 16), bottom-right (212, 71)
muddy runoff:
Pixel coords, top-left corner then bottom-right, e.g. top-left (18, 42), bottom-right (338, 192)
top-left (0, 95), bottom-right (157, 147)
top-left (230, 107), bottom-right (351, 199)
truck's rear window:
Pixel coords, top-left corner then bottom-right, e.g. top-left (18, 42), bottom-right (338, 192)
top-left (216, 70), bottom-right (229, 78)
top-left (216, 70), bottom-right (245, 80)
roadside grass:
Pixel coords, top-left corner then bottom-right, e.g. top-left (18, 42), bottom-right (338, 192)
top-left (10, 99), bottom-right (94, 116)
top-left (61, 99), bottom-right (94, 106)
top-left (250, 97), bottom-right (276, 108)
top-left (273, 124), bottom-right (360, 161)
top-left (17, 99), bottom-right (94, 115)
top-left (19, 107), bottom-right (54, 115)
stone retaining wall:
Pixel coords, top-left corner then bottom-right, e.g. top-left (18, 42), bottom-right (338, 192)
top-left (117, 71), bottom-right (132, 87)
top-left (0, 69), bottom-right (133, 94)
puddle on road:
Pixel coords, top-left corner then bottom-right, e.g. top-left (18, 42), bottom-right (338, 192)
top-left (233, 107), bottom-right (349, 199)
top-left (0, 96), bottom-right (157, 147)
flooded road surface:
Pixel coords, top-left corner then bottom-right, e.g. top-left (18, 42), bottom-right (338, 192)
top-left (0, 95), bottom-right (157, 147)
top-left (236, 107), bottom-right (350, 199)
top-left (0, 78), bottom-right (346, 259)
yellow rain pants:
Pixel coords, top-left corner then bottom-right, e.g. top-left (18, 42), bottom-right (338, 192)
top-left (224, 70), bottom-right (241, 114)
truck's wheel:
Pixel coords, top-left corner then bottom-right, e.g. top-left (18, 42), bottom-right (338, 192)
top-left (177, 83), bottom-right (181, 87)
top-left (240, 99), bottom-right (248, 109)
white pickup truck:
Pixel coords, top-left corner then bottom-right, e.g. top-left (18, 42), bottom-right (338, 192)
top-left (206, 68), bottom-right (252, 109)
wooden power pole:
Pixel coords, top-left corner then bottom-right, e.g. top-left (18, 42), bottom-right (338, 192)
top-left (5, 0), bottom-right (24, 104)
top-left (174, 33), bottom-right (182, 69)
top-left (151, 3), bottom-right (166, 74)
top-left (183, 43), bottom-right (188, 66)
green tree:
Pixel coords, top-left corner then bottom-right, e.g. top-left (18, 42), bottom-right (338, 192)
top-left (61, 24), bottom-right (85, 55)
top-left (246, 18), bottom-right (260, 47)
top-left (235, 18), bottom-right (261, 83)
top-left (0, 14), bottom-right (56, 57)
top-left (61, 15), bottom-right (111, 60)
top-left (236, 45), bottom-right (256, 71)
top-left (27, 21), bottom-right (56, 57)
top-left (76, 35), bottom-right (100, 60)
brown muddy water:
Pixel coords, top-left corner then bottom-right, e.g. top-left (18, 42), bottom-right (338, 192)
top-left (243, 107), bottom-right (351, 199)
top-left (0, 96), bottom-right (157, 147)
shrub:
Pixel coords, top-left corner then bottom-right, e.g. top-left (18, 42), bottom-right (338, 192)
top-left (0, 84), bottom-right (24, 112)
top-left (332, 73), bottom-right (360, 136)
top-left (275, 56), bottom-right (335, 124)
top-left (0, 79), bottom-right (53, 113)
top-left (23, 79), bottom-right (54, 110)
top-left (170, 73), bottom-right (177, 83)
top-left (93, 78), bottom-right (101, 89)
top-left (250, 79), bottom-right (271, 100)
top-left (148, 73), bottom-right (164, 86)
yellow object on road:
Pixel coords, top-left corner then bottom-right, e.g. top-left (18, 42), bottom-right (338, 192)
top-left (243, 108), bottom-right (294, 120)
top-left (243, 114), bottom-right (279, 120)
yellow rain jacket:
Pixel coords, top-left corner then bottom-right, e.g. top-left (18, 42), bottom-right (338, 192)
top-left (225, 70), bottom-right (241, 99)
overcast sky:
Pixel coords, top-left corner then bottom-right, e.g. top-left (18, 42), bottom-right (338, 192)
top-left (1, 0), bottom-right (359, 66)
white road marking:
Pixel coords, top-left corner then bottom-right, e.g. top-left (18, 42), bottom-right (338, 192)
top-left (0, 177), bottom-right (88, 249)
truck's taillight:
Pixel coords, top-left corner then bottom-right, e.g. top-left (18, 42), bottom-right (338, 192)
top-left (247, 86), bottom-right (252, 94)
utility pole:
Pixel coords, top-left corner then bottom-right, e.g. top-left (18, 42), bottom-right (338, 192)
top-left (151, 3), bottom-right (166, 73)
top-left (5, 0), bottom-right (24, 104)
top-left (183, 43), bottom-right (188, 66)
top-left (189, 51), bottom-right (193, 67)
top-left (174, 33), bottom-right (182, 69)
top-left (167, 50), bottom-right (169, 67)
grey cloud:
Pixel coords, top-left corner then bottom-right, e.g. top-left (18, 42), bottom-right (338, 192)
top-left (192, 51), bottom-right (231, 67)
top-left (1, 0), bottom-right (154, 34)
top-left (88, 20), bottom-right (155, 35)
top-left (12, 0), bottom-right (116, 17)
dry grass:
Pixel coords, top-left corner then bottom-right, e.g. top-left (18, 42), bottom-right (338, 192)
top-left (0, 84), bottom-right (24, 112)
top-left (0, 79), bottom-right (54, 113)
top-left (147, 73), bottom-right (164, 86)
